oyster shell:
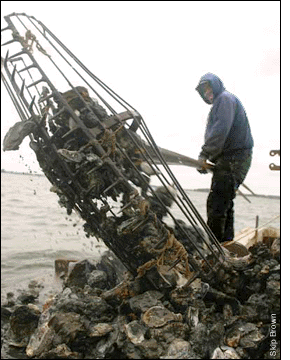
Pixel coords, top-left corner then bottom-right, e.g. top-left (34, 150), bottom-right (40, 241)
top-left (142, 305), bottom-right (182, 328)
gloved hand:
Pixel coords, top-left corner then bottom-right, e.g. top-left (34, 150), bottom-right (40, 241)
top-left (197, 168), bottom-right (208, 174)
top-left (196, 158), bottom-right (212, 174)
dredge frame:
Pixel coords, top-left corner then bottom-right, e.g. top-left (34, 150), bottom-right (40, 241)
top-left (2, 13), bottom-right (226, 290)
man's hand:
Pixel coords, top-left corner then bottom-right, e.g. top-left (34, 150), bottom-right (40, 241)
top-left (196, 159), bottom-right (212, 174)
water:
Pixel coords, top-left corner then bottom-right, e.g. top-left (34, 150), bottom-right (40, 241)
top-left (1, 172), bottom-right (280, 304)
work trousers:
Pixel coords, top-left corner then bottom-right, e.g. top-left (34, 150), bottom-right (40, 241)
top-left (207, 154), bottom-right (252, 242)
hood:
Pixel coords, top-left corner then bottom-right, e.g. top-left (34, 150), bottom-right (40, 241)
top-left (195, 73), bottom-right (225, 104)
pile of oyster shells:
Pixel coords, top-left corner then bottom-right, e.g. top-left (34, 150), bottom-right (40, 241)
top-left (1, 238), bottom-right (280, 359)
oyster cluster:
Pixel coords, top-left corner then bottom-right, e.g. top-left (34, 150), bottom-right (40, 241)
top-left (1, 239), bottom-right (280, 359)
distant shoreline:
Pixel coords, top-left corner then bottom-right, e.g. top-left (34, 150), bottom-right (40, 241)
top-left (1, 170), bottom-right (280, 199)
top-left (192, 188), bottom-right (280, 200)
top-left (1, 169), bottom-right (44, 177)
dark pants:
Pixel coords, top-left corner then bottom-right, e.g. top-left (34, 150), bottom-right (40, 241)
top-left (207, 154), bottom-right (252, 242)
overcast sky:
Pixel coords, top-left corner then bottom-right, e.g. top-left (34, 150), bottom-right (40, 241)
top-left (1, 1), bottom-right (281, 195)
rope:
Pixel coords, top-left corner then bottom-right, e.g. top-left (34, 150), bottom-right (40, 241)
top-left (136, 231), bottom-right (191, 278)
top-left (12, 29), bottom-right (50, 57)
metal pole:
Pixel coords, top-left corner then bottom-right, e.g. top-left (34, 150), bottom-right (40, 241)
top-left (255, 215), bottom-right (259, 239)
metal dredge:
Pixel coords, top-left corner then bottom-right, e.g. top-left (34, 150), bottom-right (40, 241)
top-left (2, 13), bottom-right (226, 290)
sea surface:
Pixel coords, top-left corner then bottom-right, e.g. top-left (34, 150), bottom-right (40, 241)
top-left (1, 172), bottom-right (280, 304)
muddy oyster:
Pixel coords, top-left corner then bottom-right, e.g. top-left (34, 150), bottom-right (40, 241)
top-left (142, 305), bottom-right (182, 328)
top-left (26, 308), bottom-right (54, 357)
top-left (161, 338), bottom-right (192, 359)
top-left (124, 320), bottom-right (146, 344)
top-left (89, 323), bottom-right (113, 337)
top-left (8, 304), bottom-right (41, 348)
top-left (211, 345), bottom-right (240, 359)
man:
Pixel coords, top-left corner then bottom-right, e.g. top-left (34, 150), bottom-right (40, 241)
top-left (195, 73), bottom-right (254, 243)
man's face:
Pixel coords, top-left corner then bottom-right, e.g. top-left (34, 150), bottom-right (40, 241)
top-left (203, 83), bottom-right (214, 104)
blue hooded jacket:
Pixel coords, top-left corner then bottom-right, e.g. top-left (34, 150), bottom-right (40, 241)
top-left (196, 73), bottom-right (253, 162)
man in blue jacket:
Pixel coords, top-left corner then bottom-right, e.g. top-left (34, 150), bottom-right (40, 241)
top-left (196, 73), bottom-right (254, 243)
